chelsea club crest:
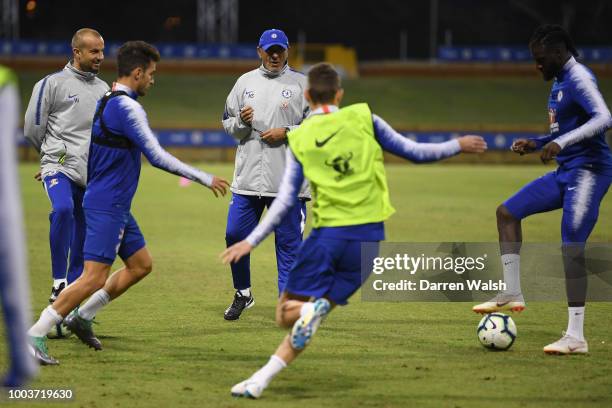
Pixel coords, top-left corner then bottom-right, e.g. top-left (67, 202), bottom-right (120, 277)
top-left (281, 89), bottom-right (292, 99)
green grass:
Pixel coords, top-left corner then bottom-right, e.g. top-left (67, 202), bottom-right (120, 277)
top-left (14, 70), bottom-right (612, 130)
top-left (1, 163), bottom-right (611, 407)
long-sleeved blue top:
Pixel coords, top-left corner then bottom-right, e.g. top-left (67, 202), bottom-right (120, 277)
top-left (528, 57), bottom-right (612, 175)
top-left (83, 83), bottom-right (214, 212)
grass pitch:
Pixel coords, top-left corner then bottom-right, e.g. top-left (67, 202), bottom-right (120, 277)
top-left (2, 162), bottom-right (612, 407)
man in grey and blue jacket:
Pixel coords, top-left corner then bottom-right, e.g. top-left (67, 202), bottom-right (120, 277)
top-left (222, 29), bottom-right (310, 320)
top-left (24, 28), bottom-right (109, 304)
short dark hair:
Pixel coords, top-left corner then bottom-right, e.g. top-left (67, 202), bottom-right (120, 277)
top-left (529, 24), bottom-right (579, 57)
top-left (117, 41), bottom-right (160, 78)
top-left (307, 63), bottom-right (341, 104)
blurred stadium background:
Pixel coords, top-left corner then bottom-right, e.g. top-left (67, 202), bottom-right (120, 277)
top-left (2, 0), bottom-right (612, 163)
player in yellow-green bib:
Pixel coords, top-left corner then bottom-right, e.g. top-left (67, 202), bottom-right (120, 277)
top-left (221, 63), bottom-right (487, 399)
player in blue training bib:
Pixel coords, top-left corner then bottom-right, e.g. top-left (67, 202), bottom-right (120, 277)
top-left (27, 41), bottom-right (229, 365)
top-left (473, 25), bottom-right (612, 355)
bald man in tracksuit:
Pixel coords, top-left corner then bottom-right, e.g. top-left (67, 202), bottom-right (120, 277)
top-left (24, 29), bottom-right (108, 304)
top-left (222, 29), bottom-right (310, 320)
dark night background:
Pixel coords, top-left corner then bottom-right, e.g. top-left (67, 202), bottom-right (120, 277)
top-left (16, 0), bottom-right (612, 60)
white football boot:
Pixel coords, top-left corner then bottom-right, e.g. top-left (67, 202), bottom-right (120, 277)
top-left (543, 332), bottom-right (588, 355)
top-left (230, 379), bottom-right (264, 399)
top-left (472, 292), bottom-right (525, 314)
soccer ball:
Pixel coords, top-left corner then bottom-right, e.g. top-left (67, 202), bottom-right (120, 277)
top-left (476, 313), bottom-right (517, 350)
top-left (47, 322), bottom-right (72, 339)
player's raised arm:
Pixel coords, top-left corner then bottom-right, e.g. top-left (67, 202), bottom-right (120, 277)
top-left (120, 98), bottom-right (229, 196)
top-left (372, 114), bottom-right (487, 162)
top-left (221, 148), bottom-right (304, 264)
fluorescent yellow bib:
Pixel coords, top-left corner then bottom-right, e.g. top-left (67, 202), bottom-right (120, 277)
top-left (0, 65), bottom-right (16, 87)
top-left (288, 103), bottom-right (395, 228)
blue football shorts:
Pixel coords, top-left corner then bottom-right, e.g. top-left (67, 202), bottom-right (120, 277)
top-left (83, 209), bottom-right (146, 265)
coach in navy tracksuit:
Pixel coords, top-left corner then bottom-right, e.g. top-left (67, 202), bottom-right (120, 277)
top-left (222, 29), bottom-right (310, 320)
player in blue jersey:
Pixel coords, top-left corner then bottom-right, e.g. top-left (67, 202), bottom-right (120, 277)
top-left (27, 41), bottom-right (230, 365)
top-left (473, 25), bottom-right (612, 354)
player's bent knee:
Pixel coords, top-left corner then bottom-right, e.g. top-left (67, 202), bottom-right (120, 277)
top-left (142, 260), bottom-right (153, 276)
top-left (275, 303), bottom-right (295, 329)
top-left (276, 315), bottom-right (293, 329)
top-left (131, 261), bottom-right (152, 279)
top-left (137, 256), bottom-right (153, 277)
top-left (496, 204), bottom-right (516, 223)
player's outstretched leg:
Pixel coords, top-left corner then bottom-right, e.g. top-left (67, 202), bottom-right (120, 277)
top-left (66, 247), bottom-right (152, 351)
top-left (231, 296), bottom-right (332, 399)
top-left (29, 259), bottom-right (112, 363)
top-left (473, 204), bottom-right (525, 314)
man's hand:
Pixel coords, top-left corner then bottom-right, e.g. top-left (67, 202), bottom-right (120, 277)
top-left (240, 106), bottom-right (254, 125)
top-left (208, 176), bottom-right (230, 197)
top-left (540, 141), bottom-right (561, 164)
top-left (511, 139), bottom-right (537, 155)
top-left (261, 127), bottom-right (288, 144)
top-left (220, 240), bottom-right (254, 264)
top-left (34, 171), bottom-right (42, 182)
top-left (457, 135), bottom-right (487, 153)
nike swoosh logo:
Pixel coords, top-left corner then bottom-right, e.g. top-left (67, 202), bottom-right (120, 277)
top-left (496, 301), bottom-right (509, 307)
top-left (568, 187), bottom-right (577, 191)
top-left (315, 128), bottom-right (342, 147)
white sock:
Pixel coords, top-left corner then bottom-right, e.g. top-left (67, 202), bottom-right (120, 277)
top-left (300, 302), bottom-right (314, 317)
top-left (501, 254), bottom-right (521, 294)
top-left (250, 355), bottom-right (287, 388)
top-left (78, 289), bottom-right (110, 321)
top-left (53, 278), bottom-right (67, 289)
top-left (238, 288), bottom-right (251, 297)
top-left (28, 306), bottom-right (63, 337)
top-left (566, 306), bottom-right (585, 341)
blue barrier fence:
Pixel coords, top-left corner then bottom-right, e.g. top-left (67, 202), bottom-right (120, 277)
top-left (16, 129), bottom-right (545, 150)
top-left (438, 46), bottom-right (612, 63)
top-left (0, 40), bottom-right (258, 59)
top-left (4, 41), bottom-right (612, 63)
